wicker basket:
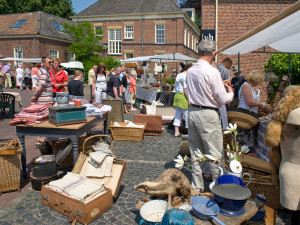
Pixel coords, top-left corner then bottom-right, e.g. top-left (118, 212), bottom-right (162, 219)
top-left (0, 140), bottom-right (22, 194)
top-left (243, 176), bottom-right (283, 209)
top-left (110, 121), bottom-right (146, 142)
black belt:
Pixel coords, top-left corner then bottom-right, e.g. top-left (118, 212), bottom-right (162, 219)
top-left (191, 104), bottom-right (218, 112)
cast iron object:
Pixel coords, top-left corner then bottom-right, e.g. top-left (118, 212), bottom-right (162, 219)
top-left (190, 196), bottom-right (225, 225)
top-left (31, 155), bottom-right (57, 178)
top-left (30, 172), bottom-right (59, 192)
top-left (212, 175), bottom-right (251, 216)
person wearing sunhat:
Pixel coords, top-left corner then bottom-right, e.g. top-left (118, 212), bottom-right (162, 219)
top-left (230, 65), bottom-right (246, 107)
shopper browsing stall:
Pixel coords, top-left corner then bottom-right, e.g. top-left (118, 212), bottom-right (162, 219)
top-left (50, 58), bottom-right (68, 98)
top-left (68, 70), bottom-right (84, 98)
top-left (92, 63), bottom-right (107, 103)
top-left (186, 39), bottom-right (234, 192)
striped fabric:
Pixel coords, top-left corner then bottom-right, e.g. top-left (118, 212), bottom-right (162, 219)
top-left (36, 66), bottom-right (53, 105)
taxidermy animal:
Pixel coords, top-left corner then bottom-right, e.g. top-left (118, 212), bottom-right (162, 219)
top-left (134, 168), bottom-right (194, 205)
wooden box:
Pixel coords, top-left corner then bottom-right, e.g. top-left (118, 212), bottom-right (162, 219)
top-left (41, 151), bottom-right (127, 225)
top-left (134, 114), bottom-right (163, 136)
top-left (48, 106), bottom-right (87, 126)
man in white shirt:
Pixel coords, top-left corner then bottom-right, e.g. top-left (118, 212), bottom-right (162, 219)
top-left (186, 39), bottom-right (234, 192)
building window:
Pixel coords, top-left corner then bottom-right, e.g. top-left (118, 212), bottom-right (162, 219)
top-left (49, 49), bottom-right (59, 59)
top-left (52, 22), bottom-right (64, 32)
top-left (108, 29), bottom-right (122, 55)
top-left (191, 35), bottom-right (194, 50)
top-left (68, 53), bottom-right (76, 62)
top-left (95, 26), bottom-right (103, 37)
top-left (125, 53), bottom-right (133, 59)
top-left (155, 24), bottom-right (165, 44)
top-left (11, 20), bottom-right (27, 28)
top-left (187, 32), bottom-right (190, 48)
top-left (184, 28), bottom-right (186, 46)
top-left (14, 48), bottom-right (23, 66)
top-left (124, 26), bottom-right (134, 39)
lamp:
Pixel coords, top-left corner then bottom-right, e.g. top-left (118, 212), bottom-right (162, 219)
top-left (265, 69), bottom-right (279, 83)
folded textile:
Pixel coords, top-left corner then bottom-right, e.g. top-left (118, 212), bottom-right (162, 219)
top-left (126, 121), bottom-right (145, 128)
top-left (89, 152), bottom-right (109, 167)
top-left (86, 156), bottom-right (114, 178)
top-left (47, 172), bottom-right (105, 201)
top-left (23, 104), bottom-right (47, 113)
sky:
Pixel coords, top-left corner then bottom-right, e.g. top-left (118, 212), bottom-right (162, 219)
top-left (72, 0), bottom-right (98, 14)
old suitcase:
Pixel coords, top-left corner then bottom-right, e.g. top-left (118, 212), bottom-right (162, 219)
top-left (48, 105), bottom-right (87, 126)
top-left (41, 135), bottom-right (127, 225)
top-left (134, 114), bottom-right (163, 136)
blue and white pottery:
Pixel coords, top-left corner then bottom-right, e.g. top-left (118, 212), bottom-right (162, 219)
top-left (56, 92), bottom-right (69, 107)
top-left (139, 200), bottom-right (168, 225)
top-left (161, 208), bottom-right (194, 225)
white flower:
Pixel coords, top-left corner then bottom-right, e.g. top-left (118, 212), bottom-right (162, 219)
top-left (204, 154), bottom-right (218, 163)
top-left (226, 144), bottom-right (231, 151)
top-left (224, 123), bottom-right (237, 134)
top-left (227, 152), bottom-right (236, 161)
top-left (174, 155), bottom-right (185, 169)
top-left (241, 145), bottom-right (250, 154)
top-left (195, 149), bottom-right (205, 161)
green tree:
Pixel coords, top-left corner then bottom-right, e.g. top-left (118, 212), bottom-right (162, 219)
top-left (0, 0), bottom-right (74, 19)
top-left (62, 21), bottom-right (104, 80)
top-left (179, 0), bottom-right (201, 29)
top-left (103, 57), bottom-right (121, 71)
top-left (265, 53), bottom-right (300, 85)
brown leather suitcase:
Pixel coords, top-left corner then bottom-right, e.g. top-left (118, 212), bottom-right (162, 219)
top-left (41, 135), bottom-right (127, 224)
top-left (134, 114), bottom-right (163, 136)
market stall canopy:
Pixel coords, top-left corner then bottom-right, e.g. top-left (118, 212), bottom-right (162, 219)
top-left (150, 53), bottom-right (197, 62)
top-left (0, 57), bottom-right (41, 63)
top-left (60, 61), bottom-right (84, 69)
top-left (218, 1), bottom-right (300, 55)
top-left (121, 53), bottom-right (197, 63)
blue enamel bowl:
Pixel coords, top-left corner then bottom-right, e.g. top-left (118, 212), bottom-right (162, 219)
top-left (215, 174), bottom-right (245, 187)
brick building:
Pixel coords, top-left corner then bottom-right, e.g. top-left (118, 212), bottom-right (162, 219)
top-left (72, 0), bottom-right (200, 76)
top-left (201, 0), bottom-right (298, 74)
top-left (0, 11), bottom-right (75, 67)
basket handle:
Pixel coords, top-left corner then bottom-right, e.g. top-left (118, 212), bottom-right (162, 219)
top-left (82, 134), bottom-right (115, 156)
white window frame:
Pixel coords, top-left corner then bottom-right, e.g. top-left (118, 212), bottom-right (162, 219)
top-left (184, 28), bottom-right (187, 46)
top-left (94, 26), bottom-right (103, 37)
top-left (155, 24), bottom-right (165, 44)
top-left (68, 53), bottom-right (76, 62)
top-left (125, 53), bottom-right (134, 59)
top-left (108, 29), bottom-right (122, 55)
top-left (124, 25), bottom-right (134, 39)
top-left (49, 49), bottom-right (59, 59)
top-left (14, 48), bottom-right (23, 66)
top-left (187, 32), bottom-right (190, 48)
top-left (191, 35), bottom-right (194, 50)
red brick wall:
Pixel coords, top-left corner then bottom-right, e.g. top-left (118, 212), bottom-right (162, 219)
top-left (201, 0), bottom-right (297, 101)
top-left (91, 16), bottom-right (199, 77)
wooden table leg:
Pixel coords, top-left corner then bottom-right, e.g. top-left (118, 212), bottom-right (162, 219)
top-left (17, 135), bottom-right (27, 178)
top-left (70, 137), bottom-right (79, 165)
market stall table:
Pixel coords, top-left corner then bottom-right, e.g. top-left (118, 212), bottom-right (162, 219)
top-left (3, 91), bottom-right (22, 107)
top-left (136, 86), bottom-right (157, 103)
top-left (16, 116), bottom-right (106, 178)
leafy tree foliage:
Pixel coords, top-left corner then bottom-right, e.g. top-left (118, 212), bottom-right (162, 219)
top-left (265, 53), bottom-right (300, 85)
top-left (179, 0), bottom-right (201, 29)
top-left (0, 0), bottom-right (74, 19)
top-left (103, 57), bottom-right (121, 71)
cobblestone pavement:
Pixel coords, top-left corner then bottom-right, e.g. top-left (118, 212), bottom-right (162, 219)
top-left (0, 86), bottom-right (291, 225)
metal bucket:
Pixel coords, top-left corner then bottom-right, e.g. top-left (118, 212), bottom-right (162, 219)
top-left (31, 155), bottom-right (57, 178)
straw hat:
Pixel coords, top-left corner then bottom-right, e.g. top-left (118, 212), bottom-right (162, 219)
top-left (227, 107), bottom-right (259, 130)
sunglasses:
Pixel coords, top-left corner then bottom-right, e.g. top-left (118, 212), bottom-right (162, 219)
top-left (48, 61), bottom-right (53, 64)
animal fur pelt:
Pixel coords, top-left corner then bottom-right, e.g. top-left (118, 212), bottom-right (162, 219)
top-left (265, 86), bottom-right (300, 186)
top-left (134, 168), bottom-right (194, 206)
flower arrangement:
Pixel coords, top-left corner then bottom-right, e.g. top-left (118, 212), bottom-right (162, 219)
top-left (174, 123), bottom-right (249, 174)
top-left (224, 123), bottom-right (249, 162)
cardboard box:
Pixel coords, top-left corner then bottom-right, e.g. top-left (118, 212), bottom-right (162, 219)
top-left (134, 114), bottom-right (163, 136)
top-left (41, 147), bottom-right (127, 224)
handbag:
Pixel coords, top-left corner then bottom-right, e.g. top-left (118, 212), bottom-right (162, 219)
top-left (227, 84), bottom-right (260, 130)
top-left (51, 69), bottom-right (65, 92)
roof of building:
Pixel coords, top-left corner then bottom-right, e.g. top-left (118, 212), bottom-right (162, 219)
top-left (0, 11), bottom-right (76, 41)
top-left (75, 0), bottom-right (182, 17)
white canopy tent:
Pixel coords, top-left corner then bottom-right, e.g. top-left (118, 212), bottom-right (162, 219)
top-left (120, 53), bottom-right (197, 63)
top-left (218, 1), bottom-right (300, 55)
top-left (60, 61), bottom-right (84, 69)
top-left (0, 57), bottom-right (41, 63)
